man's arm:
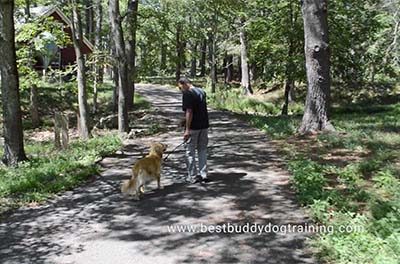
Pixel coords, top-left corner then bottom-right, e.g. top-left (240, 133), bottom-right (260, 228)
top-left (184, 109), bottom-right (193, 141)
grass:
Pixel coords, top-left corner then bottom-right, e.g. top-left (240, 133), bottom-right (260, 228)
top-left (201, 82), bottom-right (400, 263)
top-left (134, 94), bottom-right (152, 110)
top-left (254, 105), bottom-right (400, 263)
top-left (17, 80), bottom-right (151, 130)
top-left (0, 79), bottom-right (155, 213)
top-left (0, 78), bottom-right (159, 220)
top-left (0, 79), bottom-right (154, 214)
top-left (0, 134), bottom-right (122, 212)
top-left (203, 82), bottom-right (305, 116)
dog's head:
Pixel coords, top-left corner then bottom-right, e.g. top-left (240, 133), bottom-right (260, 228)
top-left (150, 142), bottom-right (168, 157)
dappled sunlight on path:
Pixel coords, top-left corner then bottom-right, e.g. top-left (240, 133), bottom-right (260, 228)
top-left (0, 84), bottom-right (315, 264)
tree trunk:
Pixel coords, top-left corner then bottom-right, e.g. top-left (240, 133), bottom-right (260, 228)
top-left (299, 0), bottom-right (334, 134)
top-left (93, 0), bottom-right (103, 113)
top-left (25, 0), bottom-right (40, 127)
top-left (175, 24), bottom-right (182, 82)
top-left (25, 0), bottom-right (31, 18)
top-left (282, 0), bottom-right (296, 116)
top-left (70, 1), bottom-right (91, 139)
top-left (181, 41), bottom-right (187, 69)
top-left (239, 18), bottom-right (253, 95)
top-left (108, 0), bottom-right (129, 134)
top-left (199, 38), bottom-right (206, 77)
top-left (0, 0), bottom-right (27, 165)
top-left (250, 63), bottom-right (257, 82)
top-left (190, 42), bottom-right (197, 77)
top-left (84, 0), bottom-right (94, 42)
top-left (112, 66), bottom-right (119, 113)
top-left (208, 33), bottom-right (217, 93)
top-left (30, 84), bottom-right (40, 127)
top-left (109, 34), bottom-right (118, 113)
top-left (281, 80), bottom-right (294, 115)
top-left (160, 43), bottom-right (167, 71)
top-left (225, 54), bottom-right (233, 83)
top-left (126, 0), bottom-right (138, 111)
top-left (237, 56), bottom-right (242, 81)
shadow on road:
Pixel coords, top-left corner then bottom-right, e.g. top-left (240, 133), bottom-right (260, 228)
top-left (0, 84), bottom-right (314, 264)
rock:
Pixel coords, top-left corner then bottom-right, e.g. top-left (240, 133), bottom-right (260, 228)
top-left (96, 114), bottom-right (118, 129)
top-left (127, 128), bottom-right (147, 139)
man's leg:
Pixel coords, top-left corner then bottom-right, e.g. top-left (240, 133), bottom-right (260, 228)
top-left (185, 129), bottom-right (199, 183)
top-left (198, 128), bottom-right (208, 179)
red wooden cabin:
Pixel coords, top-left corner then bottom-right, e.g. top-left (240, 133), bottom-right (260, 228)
top-left (17, 6), bottom-right (94, 71)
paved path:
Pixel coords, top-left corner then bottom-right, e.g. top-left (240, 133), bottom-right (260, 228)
top-left (0, 84), bottom-right (315, 264)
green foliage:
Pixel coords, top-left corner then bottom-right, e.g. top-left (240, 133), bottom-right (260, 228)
top-left (147, 123), bottom-right (162, 135)
top-left (207, 89), bottom-right (280, 115)
top-left (244, 114), bottom-right (300, 139)
top-left (140, 0), bottom-right (399, 101)
top-left (329, 0), bottom-right (382, 86)
top-left (134, 94), bottom-right (152, 110)
top-left (314, 212), bottom-right (399, 264)
top-left (0, 135), bottom-right (122, 205)
top-left (16, 16), bottom-right (71, 91)
top-left (247, 0), bottom-right (305, 83)
top-left (239, 100), bottom-right (400, 263)
top-left (289, 159), bottom-right (327, 205)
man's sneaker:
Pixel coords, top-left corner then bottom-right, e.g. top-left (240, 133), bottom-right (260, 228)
top-left (195, 175), bottom-right (203, 183)
top-left (196, 175), bottom-right (210, 183)
top-left (186, 176), bottom-right (201, 184)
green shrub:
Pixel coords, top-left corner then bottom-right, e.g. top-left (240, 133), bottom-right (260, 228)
top-left (0, 135), bottom-right (122, 205)
top-left (315, 212), bottom-right (399, 264)
top-left (288, 158), bottom-right (327, 205)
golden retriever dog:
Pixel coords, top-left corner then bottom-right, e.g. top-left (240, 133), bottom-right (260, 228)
top-left (121, 142), bottom-right (168, 199)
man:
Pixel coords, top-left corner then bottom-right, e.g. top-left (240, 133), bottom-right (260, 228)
top-left (178, 77), bottom-right (209, 183)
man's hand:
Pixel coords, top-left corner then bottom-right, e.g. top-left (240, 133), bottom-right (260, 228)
top-left (183, 129), bottom-right (191, 142)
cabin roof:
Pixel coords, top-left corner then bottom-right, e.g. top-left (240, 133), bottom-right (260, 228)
top-left (16, 6), bottom-right (94, 52)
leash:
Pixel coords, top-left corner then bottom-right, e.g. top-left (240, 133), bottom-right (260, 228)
top-left (163, 140), bottom-right (187, 161)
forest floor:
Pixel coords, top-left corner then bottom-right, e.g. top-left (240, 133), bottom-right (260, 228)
top-left (0, 84), bottom-right (316, 264)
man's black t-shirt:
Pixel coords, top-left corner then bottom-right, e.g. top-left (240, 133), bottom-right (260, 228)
top-left (182, 87), bottom-right (209, 130)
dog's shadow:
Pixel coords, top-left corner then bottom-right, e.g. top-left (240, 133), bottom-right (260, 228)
top-left (123, 172), bottom-right (248, 203)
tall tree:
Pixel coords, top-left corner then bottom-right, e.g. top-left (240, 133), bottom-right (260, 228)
top-left (84, 0), bottom-right (94, 42)
top-left (126, 0), bottom-right (139, 110)
top-left (92, 0), bottom-right (103, 113)
top-left (175, 23), bottom-right (183, 82)
top-left (207, 3), bottom-right (219, 94)
top-left (239, 17), bottom-right (253, 95)
top-left (199, 38), bottom-right (207, 77)
top-left (70, 0), bottom-right (91, 139)
top-left (190, 42), bottom-right (197, 77)
top-left (299, 0), bottom-right (335, 134)
top-left (208, 29), bottom-right (217, 93)
top-left (160, 42), bottom-right (167, 71)
top-left (0, 0), bottom-right (27, 165)
top-left (108, 0), bottom-right (129, 133)
top-left (25, 0), bottom-right (40, 127)
top-left (281, 0), bottom-right (299, 115)
top-left (224, 53), bottom-right (233, 83)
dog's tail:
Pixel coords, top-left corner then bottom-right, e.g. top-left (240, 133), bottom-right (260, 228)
top-left (130, 165), bottom-right (142, 188)
top-left (121, 166), bottom-right (140, 194)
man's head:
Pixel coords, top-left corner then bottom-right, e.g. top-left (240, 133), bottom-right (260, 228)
top-left (178, 77), bottom-right (192, 92)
